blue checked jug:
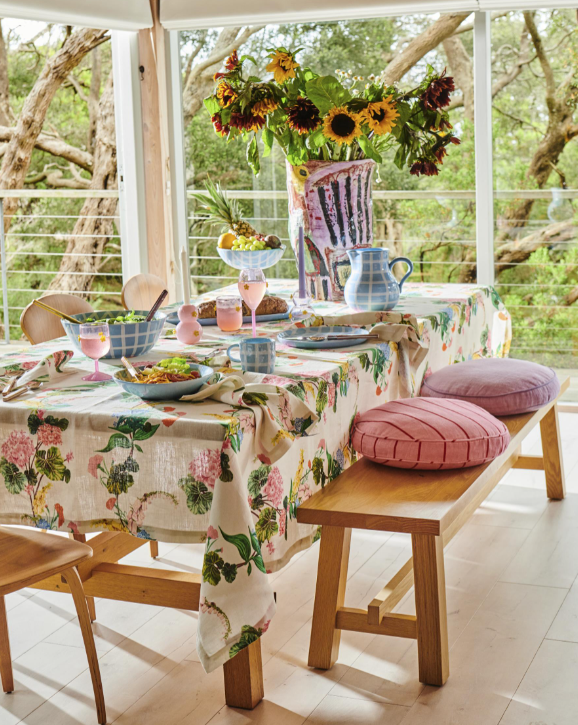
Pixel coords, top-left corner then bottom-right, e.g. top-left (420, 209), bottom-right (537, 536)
top-left (344, 248), bottom-right (413, 311)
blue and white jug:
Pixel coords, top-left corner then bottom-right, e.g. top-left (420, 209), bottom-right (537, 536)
top-left (344, 248), bottom-right (413, 311)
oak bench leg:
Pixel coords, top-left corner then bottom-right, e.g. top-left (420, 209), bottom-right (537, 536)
top-left (70, 532), bottom-right (97, 622)
top-left (0, 596), bottom-right (14, 693)
top-left (412, 533), bottom-right (449, 687)
top-left (223, 637), bottom-right (264, 709)
top-left (540, 404), bottom-right (566, 500)
top-left (308, 525), bottom-right (352, 670)
top-left (149, 541), bottom-right (159, 558)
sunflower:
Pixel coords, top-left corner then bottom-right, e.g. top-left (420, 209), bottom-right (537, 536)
top-left (229, 111), bottom-right (266, 132)
top-left (287, 97), bottom-right (321, 134)
top-left (266, 50), bottom-right (299, 84)
top-left (322, 106), bottom-right (362, 145)
top-left (359, 97), bottom-right (399, 135)
top-left (216, 81), bottom-right (237, 108)
top-left (211, 113), bottom-right (230, 137)
top-left (421, 70), bottom-right (455, 111)
top-left (251, 86), bottom-right (278, 116)
top-left (410, 159), bottom-right (439, 177)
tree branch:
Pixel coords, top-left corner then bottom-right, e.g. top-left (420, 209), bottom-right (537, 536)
top-left (0, 125), bottom-right (93, 171)
top-left (451, 11), bottom-right (509, 35)
top-left (523, 11), bottom-right (557, 110)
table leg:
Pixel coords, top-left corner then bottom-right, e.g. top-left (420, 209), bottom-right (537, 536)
top-left (223, 637), bottom-right (264, 709)
top-left (412, 533), bottom-right (449, 687)
top-left (540, 404), bottom-right (566, 500)
top-left (308, 525), bottom-right (352, 670)
top-left (0, 596), bottom-right (14, 693)
top-left (149, 541), bottom-right (159, 558)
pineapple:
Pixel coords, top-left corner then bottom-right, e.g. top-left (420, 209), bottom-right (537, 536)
top-left (191, 179), bottom-right (257, 238)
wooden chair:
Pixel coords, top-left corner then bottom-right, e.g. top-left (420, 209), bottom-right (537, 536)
top-left (121, 273), bottom-right (168, 311)
top-left (297, 381), bottom-right (568, 687)
top-left (0, 527), bottom-right (106, 724)
top-left (20, 293), bottom-right (93, 344)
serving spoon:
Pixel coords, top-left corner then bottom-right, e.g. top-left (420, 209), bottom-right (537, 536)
top-left (283, 333), bottom-right (380, 342)
top-left (3, 380), bottom-right (43, 402)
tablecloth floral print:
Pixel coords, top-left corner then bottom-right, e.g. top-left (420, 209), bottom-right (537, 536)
top-left (0, 282), bottom-right (511, 672)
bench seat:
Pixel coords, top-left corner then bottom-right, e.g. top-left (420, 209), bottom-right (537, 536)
top-left (296, 379), bottom-right (568, 688)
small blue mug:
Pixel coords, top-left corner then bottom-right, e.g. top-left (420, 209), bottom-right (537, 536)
top-left (227, 337), bottom-right (276, 374)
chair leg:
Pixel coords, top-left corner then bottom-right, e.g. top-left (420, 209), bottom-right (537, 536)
top-left (149, 541), bottom-right (159, 558)
top-left (223, 637), bottom-right (264, 709)
top-left (70, 533), bottom-right (97, 622)
top-left (540, 404), bottom-right (566, 500)
top-left (411, 533), bottom-right (449, 687)
top-left (308, 525), bottom-right (351, 670)
top-left (0, 596), bottom-right (14, 693)
top-left (61, 567), bottom-right (106, 725)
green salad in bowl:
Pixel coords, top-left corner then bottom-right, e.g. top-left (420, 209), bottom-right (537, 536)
top-left (83, 310), bottom-right (147, 325)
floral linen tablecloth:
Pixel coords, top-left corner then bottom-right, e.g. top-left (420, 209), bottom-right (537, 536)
top-left (0, 282), bottom-right (511, 672)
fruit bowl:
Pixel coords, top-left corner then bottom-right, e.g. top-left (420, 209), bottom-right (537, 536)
top-left (217, 245), bottom-right (286, 270)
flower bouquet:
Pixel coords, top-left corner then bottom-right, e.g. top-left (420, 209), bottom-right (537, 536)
top-left (205, 48), bottom-right (460, 176)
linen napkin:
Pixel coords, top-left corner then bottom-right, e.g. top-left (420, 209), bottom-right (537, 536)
top-left (181, 371), bottom-right (318, 464)
top-left (0, 350), bottom-right (75, 385)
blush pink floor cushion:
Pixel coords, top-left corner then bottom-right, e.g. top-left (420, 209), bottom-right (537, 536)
top-left (351, 398), bottom-right (510, 470)
top-left (421, 358), bottom-right (560, 416)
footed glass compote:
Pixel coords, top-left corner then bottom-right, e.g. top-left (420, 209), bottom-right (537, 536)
top-left (79, 323), bottom-right (112, 381)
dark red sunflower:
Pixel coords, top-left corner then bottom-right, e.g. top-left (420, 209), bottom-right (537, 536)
top-left (287, 97), bottom-right (321, 135)
top-left (433, 146), bottom-right (447, 164)
top-left (225, 50), bottom-right (240, 71)
top-left (421, 70), bottom-right (455, 111)
top-left (216, 81), bottom-right (238, 108)
top-left (410, 159), bottom-right (439, 177)
top-left (229, 111), bottom-right (266, 132)
top-left (211, 113), bottom-right (230, 137)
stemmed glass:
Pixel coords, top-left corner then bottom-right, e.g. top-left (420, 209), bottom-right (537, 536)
top-left (79, 323), bottom-right (112, 381)
top-left (238, 268), bottom-right (266, 337)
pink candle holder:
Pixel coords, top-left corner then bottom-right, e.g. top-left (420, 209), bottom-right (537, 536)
top-left (176, 304), bottom-right (203, 344)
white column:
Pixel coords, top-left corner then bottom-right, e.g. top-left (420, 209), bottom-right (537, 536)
top-left (473, 11), bottom-right (495, 286)
top-left (111, 31), bottom-right (149, 281)
top-left (165, 30), bottom-right (190, 303)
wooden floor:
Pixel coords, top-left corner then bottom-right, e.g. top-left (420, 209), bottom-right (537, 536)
top-left (1, 414), bottom-right (577, 725)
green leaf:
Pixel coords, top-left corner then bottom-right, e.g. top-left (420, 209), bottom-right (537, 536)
top-left (305, 76), bottom-right (351, 115)
top-left (357, 136), bottom-right (382, 164)
top-left (97, 433), bottom-right (131, 453)
top-left (179, 475), bottom-right (213, 515)
top-left (44, 415), bottom-right (69, 431)
top-left (306, 128), bottom-right (326, 150)
top-left (220, 452), bottom-right (234, 482)
top-left (229, 625), bottom-right (262, 658)
top-left (105, 461), bottom-right (135, 495)
top-left (27, 412), bottom-right (42, 435)
top-left (242, 392), bottom-right (268, 406)
top-left (262, 127), bottom-right (274, 158)
top-left (204, 96), bottom-right (220, 115)
top-left (219, 528), bottom-right (252, 563)
top-left (35, 447), bottom-right (66, 482)
top-left (249, 528), bottom-right (262, 556)
top-left (133, 424), bottom-right (160, 441)
top-left (222, 562), bottom-right (238, 583)
top-left (247, 464), bottom-right (271, 498)
top-left (255, 507), bottom-right (278, 543)
top-left (240, 54), bottom-right (257, 65)
top-left (203, 550), bottom-right (224, 586)
top-left (247, 135), bottom-right (260, 176)
top-left (0, 458), bottom-right (26, 494)
top-left (252, 553), bottom-right (267, 574)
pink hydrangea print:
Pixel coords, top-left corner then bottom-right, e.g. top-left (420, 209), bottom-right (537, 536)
top-left (189, 449), bottom-right (222, 489)
top-left (1, 431), bottom-right (35, 469)
top-left (88, 454), bottom-right (103, 478)
top-left (263, 466), bottom-right (283, 508)
top-left (278, 508), bottom-right (286, 536)
top-left (37, 424), bottom-right (62, 448)
top-left (207, 525), bottom-right (219, 540)
top-left (327, 383), bottom-right (336, 409)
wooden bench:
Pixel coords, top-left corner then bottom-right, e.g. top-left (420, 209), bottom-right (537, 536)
top-left (296, 379), bottom-right (569, 687)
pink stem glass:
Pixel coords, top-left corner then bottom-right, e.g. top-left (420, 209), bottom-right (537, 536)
top-left (252, 309), bottom-right (256, 337)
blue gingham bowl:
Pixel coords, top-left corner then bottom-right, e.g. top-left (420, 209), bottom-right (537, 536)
top-left (217, 245), bottom-right (286, 270)
top-left (61, 310), bottom-right (166, 360)
top-left (113, 363), bottom-right (214, 400)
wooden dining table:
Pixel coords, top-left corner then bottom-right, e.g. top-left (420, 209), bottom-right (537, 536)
top-left (0, 280), bottom-right (512, 709)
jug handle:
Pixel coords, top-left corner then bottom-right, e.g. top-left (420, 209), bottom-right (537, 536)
top-left (389, 257), bottom-right (414, 292)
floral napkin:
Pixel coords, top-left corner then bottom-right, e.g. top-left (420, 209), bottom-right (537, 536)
top-left (181, 371), bottom-right (318, 464)
top-left (0, 350), bottom-right (75, 385)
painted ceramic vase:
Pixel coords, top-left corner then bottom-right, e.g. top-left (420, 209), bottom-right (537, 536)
top-left (286, 159), bottom-right (375, 301)
top-left (344, 247), bottom-right (414, 311)
top-left (176, 304), bottom-right (203, 344)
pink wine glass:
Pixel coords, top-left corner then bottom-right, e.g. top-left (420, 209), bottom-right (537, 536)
top-left (79, 322), bottom-right (112, 381)
top-left (238, 268), bottom-right (266, 337)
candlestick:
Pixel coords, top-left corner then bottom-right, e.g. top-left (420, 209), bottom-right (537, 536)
top-left (180, 246), bottom-right (190, 305)
top-left (298, 226), bottom-right (306, 298)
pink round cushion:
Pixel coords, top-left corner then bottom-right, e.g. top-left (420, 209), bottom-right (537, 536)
top-left (351, 398), bottom-right (510, 470)
top-left (421, 358), bottom-right (559, 416)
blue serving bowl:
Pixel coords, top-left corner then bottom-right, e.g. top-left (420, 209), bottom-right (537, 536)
top-left (217, 245), bottom-right (286, 270)
top-left (113, 363), bottom-right (214, 400)
top-left (61, 310), bottom-right (166, 360)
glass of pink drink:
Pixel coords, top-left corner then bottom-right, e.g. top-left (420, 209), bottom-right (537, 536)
top-left (79, 323), bottom-right (112, 381)
top-left (216, 295), bottom-right (243, 332)
top-left (238, 269), bottom-right (266, 337)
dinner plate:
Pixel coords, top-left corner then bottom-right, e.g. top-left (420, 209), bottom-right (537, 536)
top-left (113, 363), bottom-right (214, 400)
top-left (277, 326), bottom-right (370, 349)
top-left (166, 310), bottom-right (290, 326)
